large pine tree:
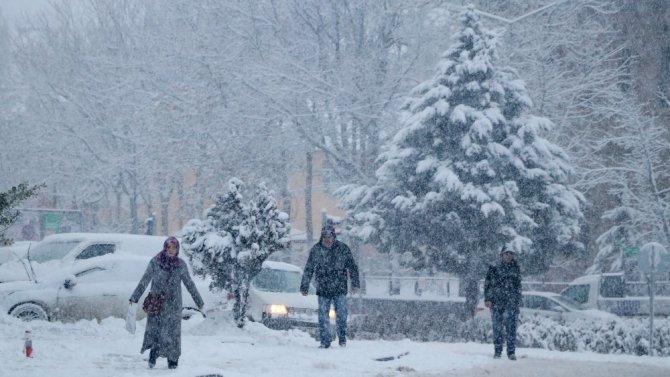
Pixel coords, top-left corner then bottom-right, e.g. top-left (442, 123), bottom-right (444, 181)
top-left (181, 178), bottom-right (291, 327)
top-left (338, 7), bottom-right (584, 316)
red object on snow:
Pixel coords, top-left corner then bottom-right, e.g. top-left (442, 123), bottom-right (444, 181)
top-left (24, 330), bottom-right (33, 357)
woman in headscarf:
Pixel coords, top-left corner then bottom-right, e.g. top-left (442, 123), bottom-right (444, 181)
top-left (129, 236), bottom-right (204, 369)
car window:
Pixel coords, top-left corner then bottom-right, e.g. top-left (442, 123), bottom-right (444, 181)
top-left (600, 275), bottom-right (625, 298)
top-left (553, 294), bottom-right (581, 310)
top-left (29, 240), bottom-right (83, 263)
top-left (524, 295), bottom-right (545, 310)
top-left (76, 244), bottom-right (116, 260)
top-left (252, 268), bottom-right (302, 293)
top-left (561, 284), bottom-right (589, 304)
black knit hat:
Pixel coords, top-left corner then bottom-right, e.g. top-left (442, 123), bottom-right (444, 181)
top-left (500, 246), bottom-right (515, 255)
top-left (321, 224), bottom-right (336, 238)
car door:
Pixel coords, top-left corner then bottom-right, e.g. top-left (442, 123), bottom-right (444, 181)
top-left (522, 294), bottom-right (562, 321)
top-left (55, 263), bottom-right (125, 321)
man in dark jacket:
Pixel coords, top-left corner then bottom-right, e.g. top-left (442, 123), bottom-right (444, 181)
top-left (484, 246), bottom-right (522, 360)
top-left (300, 224), bottom-right (360, 348)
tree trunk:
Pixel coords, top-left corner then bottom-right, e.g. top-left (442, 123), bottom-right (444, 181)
top-left (233, 271), bottom-right (251, 329)
top-left (176, 175), bottom-right (185, 231)
top-left (160, 202), bottom-right (169, 236)
top-left (463, 275), bottom-right (480, 319)
top-left (462, 255), bottom-right (483, 319)
top-left (305, 151), bottom-right (313, 243)
top-left (129, 182), bottom-right (138, 234)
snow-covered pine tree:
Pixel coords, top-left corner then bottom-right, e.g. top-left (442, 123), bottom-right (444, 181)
top-left (0, 183), bottom-right (44, 245)
top-left (181, 178), bottom-right (290, 327)
top-left (337, 6), bottom-right (583, 317)
top-left (181, 178), bottom-right (243, 292)
top-left (253, 182), bottom-right (291, 260)
top-left (230, 182), bottom-right (291, 327)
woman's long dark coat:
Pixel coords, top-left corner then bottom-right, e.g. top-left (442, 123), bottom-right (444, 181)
top-left (130, 256), bottom-right (204, 360)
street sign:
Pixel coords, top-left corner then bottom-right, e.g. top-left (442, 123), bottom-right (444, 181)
top-left (637, 242), bottom-right (670, 274)
top-left (623, 246), bottom-right (639, 257)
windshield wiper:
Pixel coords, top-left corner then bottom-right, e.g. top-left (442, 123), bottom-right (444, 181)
top-left (25, 243), bottom-right (38, 283)
top-left (7, 248), bottom-right (35, 283)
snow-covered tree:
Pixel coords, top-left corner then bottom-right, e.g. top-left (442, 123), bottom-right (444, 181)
top-left (181, 178), bottom-right (290, 327)
top-left (0, 183), bottom-right (44, 244)
top-left (492, 0), bottom-right (633, 273)
top-left (337, 7), bottom-right (584, 317)
top-left (585, 99), bottom-right (670, 276)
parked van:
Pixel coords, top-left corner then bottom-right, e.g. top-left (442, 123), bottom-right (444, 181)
top-left (560, 272), bottom-right (670, 316)
top-left (0, 233), bottom-right (166, 283)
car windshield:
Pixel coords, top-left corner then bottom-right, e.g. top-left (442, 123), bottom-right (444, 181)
top-left (29, 240), bottom-right (82, 263)
top-left (252, 268), bottom-right (302, 293)
top-left (552, 294), bottom-right (581, 310)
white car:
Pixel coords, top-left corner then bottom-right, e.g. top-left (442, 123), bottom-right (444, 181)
top-left (240, 260), bottom-right (326, 330)
top-left (476, 291), bottom-right (619, 323)
top-left (0, 254), bottom-right (217, 322)
top-left (0, 233), bottom-right (167, 283)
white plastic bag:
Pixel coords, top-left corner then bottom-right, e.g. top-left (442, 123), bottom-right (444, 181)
top-left (125, 303), bottom-right (138, 334)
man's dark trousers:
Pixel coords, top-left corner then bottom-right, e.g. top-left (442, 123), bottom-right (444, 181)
top-left (491, 303), bottom-right (519, 356)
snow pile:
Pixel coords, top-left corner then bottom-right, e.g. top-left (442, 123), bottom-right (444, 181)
top-left (2, 309), bottom-right (670, 377)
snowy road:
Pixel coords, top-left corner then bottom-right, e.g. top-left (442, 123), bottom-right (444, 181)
top-left (417, 358), bottom-right (668, 377)
top-left (1, 311), bottom-right (668, 377)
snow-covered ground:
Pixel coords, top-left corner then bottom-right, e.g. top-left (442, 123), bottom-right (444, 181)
top-left (1, 310), bottom-right (668, 377)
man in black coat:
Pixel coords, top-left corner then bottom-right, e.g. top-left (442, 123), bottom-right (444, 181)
top-left (300, 224), bottom-right (360, 348)
top-left (484, 246), bottom-right (522, 360)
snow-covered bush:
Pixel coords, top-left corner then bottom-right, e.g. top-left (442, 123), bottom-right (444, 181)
top-left (350, 309), bottom-right (670, 356)
top-left (181, 178), bottom-right (290, 328)
top-left (517, 316), bottom-right (577, 351)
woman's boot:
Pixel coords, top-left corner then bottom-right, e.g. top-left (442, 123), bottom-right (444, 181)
top-left (148, 348), bottom-right (158, 368)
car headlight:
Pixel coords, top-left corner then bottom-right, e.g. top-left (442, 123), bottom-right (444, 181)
top-left (329, 307), bottom-right (335, 319)
top-left (264, 304), bottom-right (288, 317)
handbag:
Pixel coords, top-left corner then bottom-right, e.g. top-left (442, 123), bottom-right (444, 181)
top-left (142, 292), bottom-right (166, 315)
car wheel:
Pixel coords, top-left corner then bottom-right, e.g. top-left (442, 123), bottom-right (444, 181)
top-left (9, 303), bottom-right (49, 321)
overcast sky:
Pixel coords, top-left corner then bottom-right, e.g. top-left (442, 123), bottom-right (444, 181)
top-left (0, 0), bottom-right (50, 24)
